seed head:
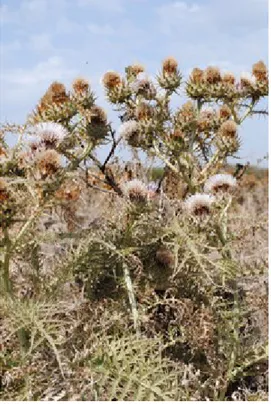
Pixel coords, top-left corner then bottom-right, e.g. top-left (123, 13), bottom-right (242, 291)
top-left (0, 178), bottom-right (9, 202)
top-left (204, 66), bottom-right (221, 84)
top-left (220, 120), bottom-right (237, 138)
top-left (162, 57), bottom-right (178, 75)
top-left (252, 60), bottom-right (267, 81)
top-left (72, 77), bottom-right (90, 94)
top-left (156, 247), bottom-right (175, 267)
top-left (222, 72), bottom-right (235, 85)
top-left (55, 180), bottom-right (81, 201)
top-left (204, 174), bottom-right (237, 194)
top-left (135, 102), bottom-right (154, 120)
top-left (35, 149), bottom-right (61, 177)
top-left (131, 74), bottom-right (156, 98)
top-left (102, 71), bottom-right (122, 89)
top-left (240, 72), bottom-right (256, 88)
top-left (184, 193), bottom-right (215, 216)
top-left (121, 179), bottom-right (148, 203)
top-left (218, 105), bottom-right (232, 120)
top-left (119, 120), bottom-right (138, 137)
top-left (127, 64), bottom-right (145, 76)
top-left (190, 68), bottom-right (204, 83)
top-left (30, 122), bottom-right (69, 148)
top-left (91, 105), bottom-right (107, 125)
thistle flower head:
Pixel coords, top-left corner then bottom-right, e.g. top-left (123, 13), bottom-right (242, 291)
top-left (121, 179), bottom-right (148, 203)
top-left (178, 101), bottom-right (195, 122)
top-left (222, 72), bottom-right (235, 85)
top-left (184, 193), bottom-right (215, 216)
top-left (126, 63), bottom-right (145, 77)
top-left (219, 120), bottom-right (237, 138)
top-left (218, 105), bottom-right (232, 120)
top-left (91, 105), bottom-right (107, 124)
top-left (30, 122), bottom-right (69, 148)
top-left (135, 102), bottom-right (154, 120)
top-left (55, 180), bottom-right (81, 201)
top-left (162, 57), bottom-right (178, 75)
top-left (240, 72), bottom-right (256, 88)
top-left (72, 77), bottom-right (90, 94)
top-left (119, 120), bottom-right (139, 138)
top-left (204, 66), bottom-right (221, 84)
top-left (204, 174), bottom-right (237, 194)
top-left (190, 67), bottom-right (204, 83)
top-left (131, 73), bottom-right (156, 98)
top-left (35, 149), bottom-right (61, 177)
top-left (0, 178), bottom-right (9, 202)
top-left (102, 71), bottom-right (122, 89)
top-left (252, 60), bottom-right (267, 81)
top-left (38, 81), bottom-right (69, 112)
top-left (156, 247), bottom-right (175, 267)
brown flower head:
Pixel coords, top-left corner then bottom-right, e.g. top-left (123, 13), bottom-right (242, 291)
top-left (171, 129), bottom-right (185, 139)
top-left (91, 105), bottom-right (107, 125)
top-left (190, 67), bottom-right (204, 83)
top-left (252, 60), bottom-right (267, 82)
top-left (38, 81), bottom-right (69, 112)
top-left (178, 101), bottom-right (195, 122)
top-left (162, 57), bottom-right (178, 75)
top-left (184, 194), bottom-right (215, 217)
top-left (72, 77), bottom-right (90, 94)
top-left (127, 64), bottom-right (145, 76)
top-left (218, 105), bottom-right (232, 120)
top-left (36, 149), bottom-right (61, 177)
top-left (156, 247), bottom-right (175, 268)
top-left (135, 102), bottom-right (154, 120)
top-left (121, 179), bottom-right (148, 203)
top-left (204, 66), bottom-right (221, 84)
top-left (0, 178), bottom-right (9, 202)
top-left (102, 71), bottom-right (122, 89)
top-left (55, 180), bottom-right (81, 202)
top-left (222, 72), bottom-right (235, 85)
top-left (220, 120), bottom-right (237, 138)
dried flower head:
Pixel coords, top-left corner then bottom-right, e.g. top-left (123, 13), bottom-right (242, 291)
top-left (135, 102), bottom-right (154, 120)
top-left (127, 64), bottom-right (145, 76)
top-left (35, 149), bottom-right (61, 177)
top-left (190, 68), bottom-right (204, 83)
top-left (49, 81), bottom-right (69, 104)
top-left (30, 122), bottom-right (69, 148)
top-left (102, 71), bottom-right (122, 89)
top-left (218, 105), bottom-right (232, 120)
top-left (222, 72), bottom-right (235, 85)
top-left (162, 57), bottom-right (178, 75)
top-left (178, 101), bottom-right (195, 122)
top-left (55, 180), bottom-right (81, 201)
top-left (119, 120), bottom-right (139, 138)
top-left (171, 129), bottom-right (185, 139)
top-left (204, 66), bottom-right (221, 84)
top-left (156, 247), bottom-right (175, 267)
top-left (38, 81), bottom-right (69, 112)
top-left (204, 174), bottom-right (237, 194)
top-left (121, 179), bottom-right (148, 203)
top-left (131, 74), bottom-right (156, 98)
top-left (219, 120), bottom-right (237, 138)
top-left (91, 105), bottom-right (107, 124)
top-left (252, 60), bottom-right (267, 82)
top-left (0, 178), bottom-right (9, 202)
top-left (184, 193), bottom-right (215, 216)
top-left (240, 72), bottom-right (256, 88)
top-left (72, 77), bottom-right (90, 94)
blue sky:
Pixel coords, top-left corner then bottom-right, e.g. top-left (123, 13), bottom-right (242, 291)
top-left (0, 0), bottom-right (268, 166)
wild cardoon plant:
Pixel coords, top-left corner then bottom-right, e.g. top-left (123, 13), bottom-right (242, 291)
top-left (0, 58), bottom-right (268, 401)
